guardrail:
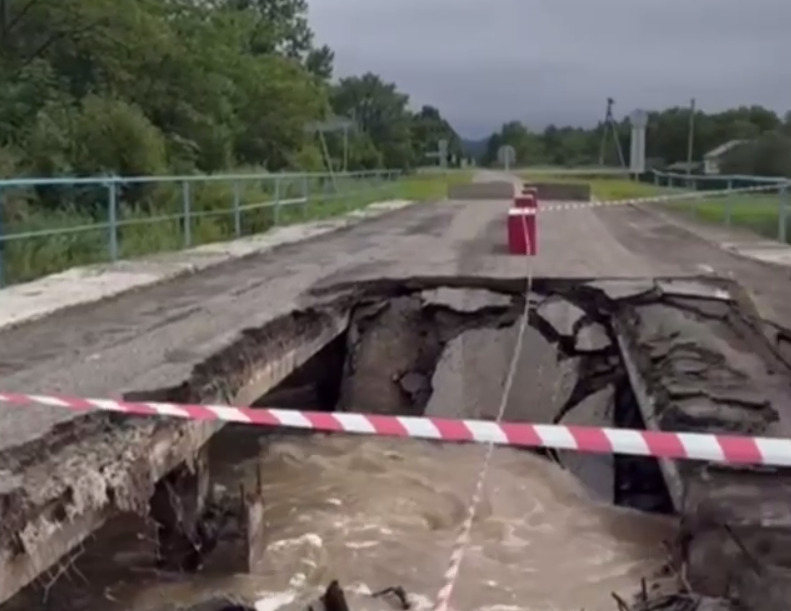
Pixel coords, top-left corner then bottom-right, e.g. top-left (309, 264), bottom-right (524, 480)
top-left (0, 169), bottom-right (401, 288)
top-left (650, 169), bottom-right (789, 188)
top-left (515, 166), bottom-right (633, 175)
top-left (646, 170), bottom-right (791, 243)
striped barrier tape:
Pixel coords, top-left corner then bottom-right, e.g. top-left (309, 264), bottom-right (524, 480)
top-left (540, 183), bottom-right (785, 212)
top-left (2, 391), bottom-right (791, 466)
top-left (432, 210), bottom-right (536, 611)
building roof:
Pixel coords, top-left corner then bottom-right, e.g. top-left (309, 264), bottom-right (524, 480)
top-left (667, 161), bottom-right (702, 171)
top-left (703, 140), bottom-right (747, 160)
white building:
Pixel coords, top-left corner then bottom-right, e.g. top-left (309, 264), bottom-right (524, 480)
top-left (702, 140), bottom-right (747, 175)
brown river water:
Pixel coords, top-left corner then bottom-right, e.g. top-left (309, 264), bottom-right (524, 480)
top-left (11, 429), bottom-right (677, 611)
top-left (6, 316), bottom-right (680, 611)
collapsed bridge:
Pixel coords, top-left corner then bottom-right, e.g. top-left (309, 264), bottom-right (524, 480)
top-left (3, 273), bottom-right (791, 610)
top-left (3, 174), bottom-right (791, 611)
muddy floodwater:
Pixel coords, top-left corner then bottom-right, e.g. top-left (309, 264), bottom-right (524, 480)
top-left (206, 433), bottom-right (677, 611)
top-left (9, 428), bottom-right (676, 611)
top-left (5, 283), bottom-right (701, 611)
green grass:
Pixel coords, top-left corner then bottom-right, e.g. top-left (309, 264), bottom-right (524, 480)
top-left (518, 171), bottom-right (789, 241)
top-left (1, 171), bottom-right (471, 286)
top-left (519, 172), bottom-right (676, 200)
top-left (664, 194), bottom-right (786, 241)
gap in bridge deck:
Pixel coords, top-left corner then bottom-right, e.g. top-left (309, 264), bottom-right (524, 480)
top-left (3, 278), bottom-right (681, 611)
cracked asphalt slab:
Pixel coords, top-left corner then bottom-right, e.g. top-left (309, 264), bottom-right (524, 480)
top-left (3, 172), bottom-right (791, 606)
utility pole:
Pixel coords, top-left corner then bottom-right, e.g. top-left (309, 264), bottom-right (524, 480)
top-left (686, 98), bottom-right (696, 177)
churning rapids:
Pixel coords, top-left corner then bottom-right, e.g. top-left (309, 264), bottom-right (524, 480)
top-left (15, 431), bottom-right (675, 611)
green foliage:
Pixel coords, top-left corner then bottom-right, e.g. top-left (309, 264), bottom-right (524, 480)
top-left (720, 131), bottom-right (791, 177)
top-left (478, 105), bottom-right (791, 178)
top-left (0, 0), bottom-right (462, 179)
top-left (0, 0), bottom-right (472, 287)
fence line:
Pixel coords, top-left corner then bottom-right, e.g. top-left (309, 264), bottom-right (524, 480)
top-left (0, 169), bottom-right (402, 288)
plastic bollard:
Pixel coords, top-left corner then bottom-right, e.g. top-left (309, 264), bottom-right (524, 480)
top-left (507, 207), bottom-right (537, 255)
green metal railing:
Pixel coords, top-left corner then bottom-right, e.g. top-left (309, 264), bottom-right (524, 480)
top-left (0, 169), bottom-right (401, 287)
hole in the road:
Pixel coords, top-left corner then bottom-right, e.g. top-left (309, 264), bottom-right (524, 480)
top-left (5, 281), bottom-right (674, 611)
top-left (250, 290), bottom-right (672, 514)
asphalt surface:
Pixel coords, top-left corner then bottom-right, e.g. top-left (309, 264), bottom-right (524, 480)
top-left (6, 171), bottom-right (791, 608)
top-left (3, 171), bottom-right (791, 454)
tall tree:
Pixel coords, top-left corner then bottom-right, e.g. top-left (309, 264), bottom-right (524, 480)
top-left (331, 73), bottom-right (414, 168)
top-left (410, 105), bottom-right (463, 166)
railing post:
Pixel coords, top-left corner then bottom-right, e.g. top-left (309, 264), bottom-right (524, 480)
top-left (301, 175), bottom-right (309, 216)
top-left (724, 193), bottom-right (732, 227)
top-left (108, 181), bottom-right (119, 261)
top-left (182, 181), bottom-right (192, 248)
top-left (780, 184), bottom-right (789, 244)
top-left (322, 175), bottom-right (330, 207)
top-left (233, 181), bottom-right (241, 238)
top-left (273, 176), bottom-right (281, 225)
top-left (0, 187), bottom-right (5, 288)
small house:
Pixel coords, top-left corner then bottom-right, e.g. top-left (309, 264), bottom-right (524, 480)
top-left (703, 140), bottom-right (747, 175)
top-left (666, 161), bottom-right (702, 174)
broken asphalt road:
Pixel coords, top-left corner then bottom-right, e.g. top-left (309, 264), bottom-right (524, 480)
top-left (2, 172), bottom-right (791, 607)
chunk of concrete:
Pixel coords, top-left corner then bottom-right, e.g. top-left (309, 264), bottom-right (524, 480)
top-left (656, 279), bottom-right (732, 301)
top-left (556, 386), bottom-right (614, 501)
top-left (425, 324), bottom-right (568, 423)
top-left (420, 287), bottom-right (511, 313)
top-left (574, 322), bottom-right (610, 352)
top-left (585, 279), bottom-right (657, 301)
top-left (536, 296), bottom-right (585, 338)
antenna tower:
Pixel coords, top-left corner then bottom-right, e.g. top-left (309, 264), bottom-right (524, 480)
top-left (598, 97), bottom-right (627, 169)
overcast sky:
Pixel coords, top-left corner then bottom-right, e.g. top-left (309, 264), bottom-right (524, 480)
top-left (307, 0), bottom-right (791, 138)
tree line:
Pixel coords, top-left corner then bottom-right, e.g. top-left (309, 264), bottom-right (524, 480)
top-left (475, 106), bottom-right (791, 178)
top-left (0, 0), bottom-right (463, 179)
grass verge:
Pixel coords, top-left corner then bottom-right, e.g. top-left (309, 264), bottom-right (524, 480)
top-left (519, 171), bottom-right (790, 242)
top-left (519, 172), bottom-right (676, 200)
top-left (1, 171), bottom-right (471, 287)
top-left (663, 194), bottom-right (786, 242)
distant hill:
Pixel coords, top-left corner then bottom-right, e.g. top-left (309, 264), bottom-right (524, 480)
top-left (461, 137), bottom-right (489, 161)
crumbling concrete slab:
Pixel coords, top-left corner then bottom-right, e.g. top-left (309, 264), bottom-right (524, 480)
top-left (584, 278), bottom-right (657, 301)
top-left (614, 290), bottom-right (791, 602)
top-left (655, 278), bottom-right (732, 301)
top-left (575, 322), bottom-right (610, 352)
top-left (425, 324), bottom-right (566, 424)
top-left (536, 295), bottom-right (586, 338)
top-left (555, 386), bottom-right (614, 501)
top-left (0, 306), bottom-right (348, 604)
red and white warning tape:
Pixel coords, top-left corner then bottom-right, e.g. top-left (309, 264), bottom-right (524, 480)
top-left (1, 391), bottom-right (789, 465)
top-left (432, 204), bottom-right (537, 611)
top-left (542, 183), bottom-right (785, 212)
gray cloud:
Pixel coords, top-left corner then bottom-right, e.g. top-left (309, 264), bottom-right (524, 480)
top-left (307, 0), bottom-right (791, 137)
top-left (310, 0), bottom-right (791, 135)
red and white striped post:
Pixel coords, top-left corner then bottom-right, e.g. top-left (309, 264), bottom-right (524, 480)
top-left (515, 186), bottom-right (538, 210)
top-left (507, 207), bottom-right (537, 255)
